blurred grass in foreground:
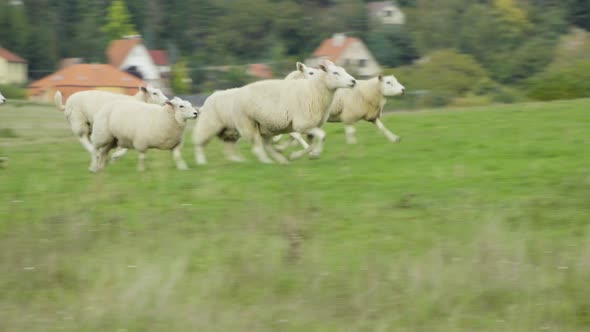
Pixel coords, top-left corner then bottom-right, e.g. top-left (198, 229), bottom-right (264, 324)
top-left (0, 99), bottom-right (589, 331)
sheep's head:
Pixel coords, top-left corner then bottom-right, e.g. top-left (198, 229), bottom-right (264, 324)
top-left (166, 97), bottom-right (199, 123)
top-left (0, 91), bottom-right (5, 105)
top-left (318, 60), bottom-right (356, 90)
top-left (379, 75), bottom-right (405, 96)
top-left (296, 62), bottom-right (320, 78)
top-left (140, 85), bottom-right (168, 105)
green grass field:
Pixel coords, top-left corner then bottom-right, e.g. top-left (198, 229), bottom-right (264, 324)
top-left (1, 99), bottom-right (589, 331)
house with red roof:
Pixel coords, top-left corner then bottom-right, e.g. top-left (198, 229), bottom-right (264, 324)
top-left (27, 64), bottom-right (146, 103)
top-left (306, 33), bottom-right (381, 78)
top-left (368, 1), bottom-right (405, 25)
top-left (106, 36), bottom-right (166, 90)
top-left (0, 47), bottom-right (28, 84)
top-left (148, 50), bottom-right (170, 78)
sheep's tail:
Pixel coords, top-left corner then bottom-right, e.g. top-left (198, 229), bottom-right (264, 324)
top-left (54, 91), bottom-right (65, 111)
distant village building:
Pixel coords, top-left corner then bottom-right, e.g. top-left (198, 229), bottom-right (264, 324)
top-left (306, 33), bottom-right (381, 78)
top-left (0, 47), bottom-right (28, 84)
top-left (106, 36), bottom-right (167, 91)
top-left (148, 50), bottom-right (171, 80)
top-left (59, 57), bottom-right (84, 70)
top-left (368, 1), bottom-right (405, 25)
top-left (28, 64), bottom-right (146, 102)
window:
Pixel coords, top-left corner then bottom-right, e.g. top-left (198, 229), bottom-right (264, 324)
top-left (358, 59), bottom-right (367, 68)
top-left (385, 9), bottom-right (393, 17)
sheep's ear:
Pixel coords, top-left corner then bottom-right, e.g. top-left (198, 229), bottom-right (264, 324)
top-left (322, 59), bottom-right (334, 67)
top-left (297, 62), bottom-right (305, 72)
top-left (319, 64), bottom-right (327, 72)
top-left (165, 100), bottom-right (173, 107)
top-left (140, 86), bottom-right (148, 93)
top-left (378, 75), bottom-right (383, 82)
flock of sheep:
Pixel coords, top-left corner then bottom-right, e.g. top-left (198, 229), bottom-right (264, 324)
top-left (4, 59), bottom-right (406, 172)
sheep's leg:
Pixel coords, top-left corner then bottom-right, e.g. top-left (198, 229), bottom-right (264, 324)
top-left (307, 128), bottom-right (326, 159)
top-left (172, 145), bottom-right (188, 170)
top-left (251, 134), bottom-right (274, 164)
top-left (194, 145), bottom-right (208, 165)
top-left (272, 135), bottom-right (283, 144)
top-left (223, 141), bottom-right (245, 163)
top-left (237, 119), bottom-right (273, 164)
top-left (137, 152), bottom-right (146, 172)
top-left (345, 125), bottom-right (357, 144)
top-left (79, 135), bottom-right (96, 154)
top-left (289, 132), bottom-right (310, 149)
top-left (110, 147), bottom-right (129, 163)
top-left (264, 138), bottom-right (289, 164)
top-left (93, 143), bottom-right (114, 173)
top-left (374, 118), bottom-right (400, 143)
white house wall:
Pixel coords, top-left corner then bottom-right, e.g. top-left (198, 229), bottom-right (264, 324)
top-left (120, 45), bottom-right (161, 81)
top-left (339, 41), bottom-right (381, 78)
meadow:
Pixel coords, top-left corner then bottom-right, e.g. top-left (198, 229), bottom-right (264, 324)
top-left (0, 99), bottom-right (589, 331)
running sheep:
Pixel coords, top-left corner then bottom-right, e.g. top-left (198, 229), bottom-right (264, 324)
top-left (190, 61), bottom-right (319, 164)
top-left (54, 86), bottom-right (168, 169)
top-left (193, 60), bottom-right (356, 164)
top-left (327, 75), bottom-right (405, 144)
top-left (90, 97), bottom-right (199, 172)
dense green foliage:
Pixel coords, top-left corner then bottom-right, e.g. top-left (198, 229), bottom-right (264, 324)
top-left (0, 0), bottom-right (588, 82)
top-left (527, 59), bottom-right (590, 101)
top-left (1, 99), bottom-right (590, 330)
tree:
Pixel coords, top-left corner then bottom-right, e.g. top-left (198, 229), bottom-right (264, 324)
top-left (102, 0), bottom-right (138, 42)
top-left (170, 59), bottom-right (191, 95)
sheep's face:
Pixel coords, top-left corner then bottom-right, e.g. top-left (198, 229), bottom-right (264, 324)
top-left (379, 75), bottom-right (405, 96)
top-left (319, 60), bottom-right (356, 90)
top-left (0, 92), bottom-right (5, 105)
top-left (141, 86), bottom-right (169, 105)
top-left (296, 62), bottom-right (320, 78)
top-left (167, 97), bottom-right (199, 122)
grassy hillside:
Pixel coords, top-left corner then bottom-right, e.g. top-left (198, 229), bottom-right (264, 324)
top-left (1, 99), bottom-right (589, 331)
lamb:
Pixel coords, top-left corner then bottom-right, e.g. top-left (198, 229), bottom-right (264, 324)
top-left (326, 75), bottom-right (405, 144)
top-left (54, 86), bottom-right (168, 169)
top-left (90, 97), bottom-right (199, 172)
top-left (0, 91), bottom-right (5, 104)
top-left (193, 59), bottom-right (356, 164)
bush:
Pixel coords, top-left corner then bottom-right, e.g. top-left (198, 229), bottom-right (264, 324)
top-left (527, 59), bottom-right (590, 101)
top-left (0, 84), bottom-right (27, 100)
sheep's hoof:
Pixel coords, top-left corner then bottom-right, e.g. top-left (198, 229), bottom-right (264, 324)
top-left (177, 164), bottom-right (189, 171)
top-left (309, 151), bottom-right (321, 160)
top-left (228, 156), bottom-right (246, 163)
top-left (391, 136), bottom-right (401, 143)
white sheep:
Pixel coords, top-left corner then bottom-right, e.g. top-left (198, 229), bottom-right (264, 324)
top-left (0, 91), bottom-right (6, 104)
top-left (54, 86), bottom-right (168, 169)
top-left (272, 62), bottom-right (323, 151)
top-left (90, 97), bottom-right (199, 172)
top-left (190, 62), bottom-right (319, 164)
top-left (284, 62), bottom-right (321, 80)
top-left (193, 60), bottom-right (356, 164)
top-left (326, 75), bottom-right (405, 144)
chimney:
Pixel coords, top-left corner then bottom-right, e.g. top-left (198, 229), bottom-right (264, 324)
top-left (332, 33), bottom-right (346, 47)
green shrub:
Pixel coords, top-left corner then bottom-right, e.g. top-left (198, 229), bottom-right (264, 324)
top-left (0, 84), bottom-right (27, 100)
top-left (0, 128), bottom-right (18, 138)
top-left (527, 59), bottom-right (590, 101)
